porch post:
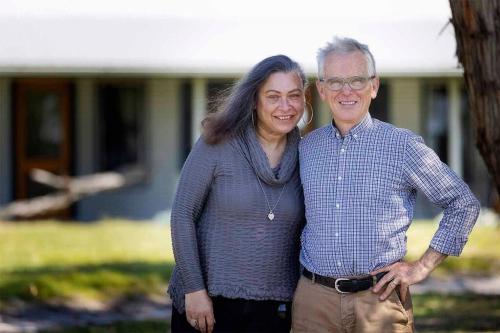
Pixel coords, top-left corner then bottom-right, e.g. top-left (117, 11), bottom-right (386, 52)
top-left (0, 78), bottom-right (11, 204)
top-left (448, 79), bottom-right (463, 178)
top-left (75, 79), bottom-right (95, 176)
top-left (191, 78), bottom-right (207, 145)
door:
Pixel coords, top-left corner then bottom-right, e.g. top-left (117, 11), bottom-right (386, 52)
top-left (14, 79), bottom-right (72, 218)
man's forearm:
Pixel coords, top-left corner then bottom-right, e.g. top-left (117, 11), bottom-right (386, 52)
top-left (418, 247), bottom-right (448, 275)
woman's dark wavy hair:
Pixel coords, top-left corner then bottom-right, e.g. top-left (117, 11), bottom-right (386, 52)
top-left (202, 54), bottom-right (307, 144)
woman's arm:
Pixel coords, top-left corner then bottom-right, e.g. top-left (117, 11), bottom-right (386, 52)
top-left (171, 138), bottom-right (218, 332)
top-left (171, 138), bottom-right (217, 293)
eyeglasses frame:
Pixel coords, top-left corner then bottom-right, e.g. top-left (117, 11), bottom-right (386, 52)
top-left (319, 75), bottom-right (377, 91)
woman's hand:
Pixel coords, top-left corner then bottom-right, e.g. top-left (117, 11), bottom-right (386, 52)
top-left (185, 289), bottom-right (215, 333)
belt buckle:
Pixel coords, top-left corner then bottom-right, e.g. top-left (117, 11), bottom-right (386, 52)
top-left (334, 278), bottom-right (350, 294)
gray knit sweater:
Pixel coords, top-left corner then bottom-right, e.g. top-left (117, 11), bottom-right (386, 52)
top-left (168, 126), bottom-right (305, 313)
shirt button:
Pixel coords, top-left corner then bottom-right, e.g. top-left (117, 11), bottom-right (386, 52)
top-left (353, 134), bottom-right (358, 138)
top-left (337, 176), bottom-right (342, 181)
top-left (335, 232), bottom-right (339, 237)
top-left (337, 261), bottom-right (342, 267)
top-left (340, 148), bottom-right (345, 153)
top-left (336, 203), bottom-right (340, 208)
top-left (336, 133), bottom-right (340, 138)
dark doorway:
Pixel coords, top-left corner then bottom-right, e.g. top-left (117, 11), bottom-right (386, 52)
top-left (14, 79), bottom-right (72, 218)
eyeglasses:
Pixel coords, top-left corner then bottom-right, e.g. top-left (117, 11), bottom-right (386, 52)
top-left (319, 76), bottom-right (376, 91)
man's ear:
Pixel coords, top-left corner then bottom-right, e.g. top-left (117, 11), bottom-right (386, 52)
top-left (316, 80), bottom-right (326, 101)
top-left (371, 76), bottom-right (380, 99)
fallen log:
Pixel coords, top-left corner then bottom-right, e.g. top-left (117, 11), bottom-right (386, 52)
top-left (0, 168), bottom-right (145, 219)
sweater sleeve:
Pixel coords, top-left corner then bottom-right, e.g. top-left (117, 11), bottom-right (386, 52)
top-left (402, 135), bottom-right (480, 256)
top-left (170, 137), bottom-right (217, 293)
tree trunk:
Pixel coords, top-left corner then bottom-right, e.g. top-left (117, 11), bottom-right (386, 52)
top-left (449, 0), bottom-right (500, 207)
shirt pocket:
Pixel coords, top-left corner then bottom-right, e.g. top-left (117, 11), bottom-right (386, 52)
top-left (366, 159), bottom-right (401, 198)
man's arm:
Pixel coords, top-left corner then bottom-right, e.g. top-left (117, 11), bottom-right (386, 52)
top-left (403, 135), bottom-right (480, 256)
top-left (372, 134), bottom-right (479, 302)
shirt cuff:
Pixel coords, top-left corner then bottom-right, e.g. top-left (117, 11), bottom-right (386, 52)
top-left (430, 232), bottom-right (469, 257)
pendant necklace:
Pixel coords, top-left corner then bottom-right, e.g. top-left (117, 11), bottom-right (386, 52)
top-left (256, 176), bottom-right (287, 221)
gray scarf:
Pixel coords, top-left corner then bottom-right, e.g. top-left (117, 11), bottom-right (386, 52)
top-left (235, 125), bottom-right (300, 186)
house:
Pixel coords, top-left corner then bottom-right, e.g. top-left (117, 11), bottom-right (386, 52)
top-left (0, 2), bottom-right (493, 220)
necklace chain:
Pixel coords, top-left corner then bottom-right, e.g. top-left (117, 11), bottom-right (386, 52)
top-left (255, 176), bottom-right (287, 221)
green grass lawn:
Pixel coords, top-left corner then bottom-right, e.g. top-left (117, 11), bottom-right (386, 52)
top-left (0, 220), bottom-right (174, 305)
top-left (405, 220), bottom-right (500, 276)
top-left (413, 293), bottom-right (500, 331)
top-left (1, 219), bottom-right (499, 332)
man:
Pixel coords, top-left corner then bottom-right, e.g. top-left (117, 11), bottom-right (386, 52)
top-left (293, 37), bottom-right (480, 332)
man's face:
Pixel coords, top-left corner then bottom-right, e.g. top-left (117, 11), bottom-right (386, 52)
top-left (316, 51), bottom-right (379, 130)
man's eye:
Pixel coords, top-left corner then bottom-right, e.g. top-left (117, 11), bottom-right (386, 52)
top-left (328, 79), bottom-right (343, 86)
top-left (351, 77), bottom-right (365, 85)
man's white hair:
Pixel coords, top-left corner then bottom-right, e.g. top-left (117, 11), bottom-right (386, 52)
top-left (317, 36), bottom-right (377, 79)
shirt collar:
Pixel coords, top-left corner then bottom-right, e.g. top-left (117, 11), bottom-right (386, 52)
top-left (330, 113), bottom-right (373, 141)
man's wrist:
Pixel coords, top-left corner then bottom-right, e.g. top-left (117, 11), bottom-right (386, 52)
top-left (418, 247), bottom-right (447, 274)
top-left (416, 257), bottom-right (434, 275)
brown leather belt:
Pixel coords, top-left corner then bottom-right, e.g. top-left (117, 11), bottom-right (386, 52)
top-left (303, 268), bottom-right (387, 294)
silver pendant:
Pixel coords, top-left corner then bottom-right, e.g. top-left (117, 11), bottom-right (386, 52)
top-left (268, 212), bottom-right (275, 221)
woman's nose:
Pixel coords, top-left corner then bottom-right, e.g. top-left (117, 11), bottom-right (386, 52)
top-left (279, 97), bottom-right (291, 109)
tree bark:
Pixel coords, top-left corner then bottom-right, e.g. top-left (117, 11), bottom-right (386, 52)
top-left (449, 0), bottom-right (500, 205)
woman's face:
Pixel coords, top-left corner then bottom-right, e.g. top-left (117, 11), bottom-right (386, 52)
top-left (256, 71), bottom-right (305, 137)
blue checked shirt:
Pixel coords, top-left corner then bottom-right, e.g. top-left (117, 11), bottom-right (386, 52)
top-left (299, 113), bottom-right (480, 278)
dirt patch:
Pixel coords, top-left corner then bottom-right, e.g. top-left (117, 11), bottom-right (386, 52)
top-left (0, 295), bottom-right (171, 333)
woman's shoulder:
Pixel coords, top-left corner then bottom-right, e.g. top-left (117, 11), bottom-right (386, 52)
top-left (191, 135), bottom-right (239, 159)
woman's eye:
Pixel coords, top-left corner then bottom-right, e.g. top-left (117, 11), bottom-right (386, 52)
top-left (267, 95), bottom-right (280, 102)
top-left (289, 94), bottom-right (301, 100)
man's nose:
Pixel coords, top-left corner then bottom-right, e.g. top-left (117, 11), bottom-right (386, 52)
top-left (340, 82), bottom-right (353, 93)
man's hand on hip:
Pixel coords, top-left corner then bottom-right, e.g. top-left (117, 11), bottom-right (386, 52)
top-left (370, 247), bottom-right (447, 302)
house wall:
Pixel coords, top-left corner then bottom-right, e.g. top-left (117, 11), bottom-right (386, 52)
top-left (389, 78), bottom-right (422, 134)
top-left (76, 78), bottom-right (181, 220)
top-left (0, 78), bottom-right (11, 205)
top-left (0, 74), bottom-right (491, 221)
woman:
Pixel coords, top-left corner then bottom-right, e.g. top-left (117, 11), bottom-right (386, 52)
top-left (168, 55), bottom-right (307, 333)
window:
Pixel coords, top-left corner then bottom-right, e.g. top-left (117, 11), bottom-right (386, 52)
top-left (422, 84), bottom-right (448, 163)
top-left (97, 82), bottom-right (145, 172)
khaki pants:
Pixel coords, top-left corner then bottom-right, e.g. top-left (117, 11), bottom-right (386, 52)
top-left (292, 276), bottom-right (414, 333)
